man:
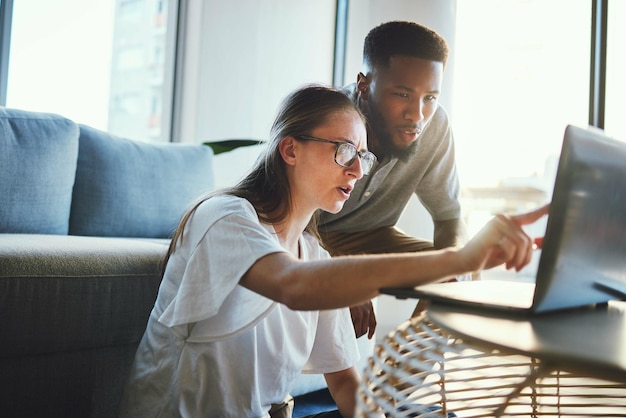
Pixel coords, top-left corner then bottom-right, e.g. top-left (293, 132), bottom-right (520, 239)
top-left (319, 21), bottom-right (468, 339)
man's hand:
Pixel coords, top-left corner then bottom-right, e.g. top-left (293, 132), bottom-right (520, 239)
top-left (350, 301), bottom-right (376, 339)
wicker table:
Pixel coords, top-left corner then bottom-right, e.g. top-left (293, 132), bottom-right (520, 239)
top-left (356, 301), bottom-right (626, 417)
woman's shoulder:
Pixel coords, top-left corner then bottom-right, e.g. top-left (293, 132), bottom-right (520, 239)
top-left (196, 194), bottom-right (257, 219)
top-left (185, 194), bottom-right (260, 234)
top-left (176, 194), bottom-right (274, 254)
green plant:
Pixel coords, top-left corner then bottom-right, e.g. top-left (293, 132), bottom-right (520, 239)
top-left (203, 139), bottom-right (265, 155)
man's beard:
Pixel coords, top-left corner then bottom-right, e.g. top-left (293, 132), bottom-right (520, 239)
top-left (367, 103), bottom-right (418, 162)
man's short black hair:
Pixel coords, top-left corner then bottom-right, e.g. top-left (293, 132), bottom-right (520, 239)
top-left (363, 21), bottom-right (449, 71)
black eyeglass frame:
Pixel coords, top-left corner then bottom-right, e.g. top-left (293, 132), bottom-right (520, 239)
top-left (294, 134), bottom-right (377, 175)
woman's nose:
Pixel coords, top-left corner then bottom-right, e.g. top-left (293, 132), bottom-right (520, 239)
top-left (347, 156), bottom-right (364, 179)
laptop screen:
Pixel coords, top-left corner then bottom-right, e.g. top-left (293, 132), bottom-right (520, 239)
top-left (533, 125), bottom-right (626, 311)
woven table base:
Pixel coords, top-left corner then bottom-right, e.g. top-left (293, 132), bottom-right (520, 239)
top-left (355, 312), bottom-right (626, 417)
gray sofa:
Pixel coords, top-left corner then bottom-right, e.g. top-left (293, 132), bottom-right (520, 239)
top-left (0, 107), bottom-right (360, 417)
top-left (0, 107), bottom-right (215, 418)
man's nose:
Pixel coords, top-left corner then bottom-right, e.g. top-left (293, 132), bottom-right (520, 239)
top-left (404, 98), bottom-right (424, 123)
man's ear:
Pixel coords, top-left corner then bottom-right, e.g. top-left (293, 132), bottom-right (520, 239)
top-left (279, 136), bottom-right (297, 166)
top-left (356, 72), bottom-right (370, 100)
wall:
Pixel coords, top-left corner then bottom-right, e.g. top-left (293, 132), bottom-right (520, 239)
top-left (177, 0), bottom-right (457, 342)
top-left (177, 0), bottom-right (337, 187)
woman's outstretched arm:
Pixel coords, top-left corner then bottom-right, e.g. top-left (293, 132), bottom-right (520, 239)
top-left (240, 205), bottom-right (549, 311)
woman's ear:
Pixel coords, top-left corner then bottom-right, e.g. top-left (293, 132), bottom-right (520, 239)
top-left (356, 72), bottom-right (370, 100)
top-left (279, 136), bottom-right (297, 167)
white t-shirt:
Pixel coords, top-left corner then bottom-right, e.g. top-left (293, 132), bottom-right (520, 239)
top-left (118, 195), bottom-right (359, 418)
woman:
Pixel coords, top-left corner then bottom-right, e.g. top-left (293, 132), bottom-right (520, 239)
top-left (118, 84), bottom-right (547, 418)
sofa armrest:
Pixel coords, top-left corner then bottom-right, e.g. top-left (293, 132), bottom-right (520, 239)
top-left (0, 107), bottom-right (79, 234)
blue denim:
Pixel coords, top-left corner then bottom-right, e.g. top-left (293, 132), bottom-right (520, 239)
top-left (301, 405), bottom-right (457, 417)
top-left (302, 412), bottom-right (342, 418)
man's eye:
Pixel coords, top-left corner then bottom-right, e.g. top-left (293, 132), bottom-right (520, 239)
top-left (393, 92), bottom-right (409, 99)
top-left (425, 95), bottom-right (439, 102)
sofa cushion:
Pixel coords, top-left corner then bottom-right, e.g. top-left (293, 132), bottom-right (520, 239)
top-left (0, 234), bottom-right (165, 356)
top-left (70, 125), bottom-right (215, 238)
top-left (0, 107), bottom-right (79, 234)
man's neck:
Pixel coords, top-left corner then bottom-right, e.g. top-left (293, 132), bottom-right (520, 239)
top-left (366, 125), bottom-right (387, 159)
top-left (356, 88), bottom-right (387, 159)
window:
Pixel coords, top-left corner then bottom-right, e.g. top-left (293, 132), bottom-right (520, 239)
top-left (453, 0), bottom-right (591, 191)
top-left (5, 0), bottom-right (178, 142)
top-left (605, 0), bottom-right (626, 139)
top-left (119, 0), bottom-right (143, 22)
top-left (452, 0), bottom-right (592, 248)
top-left (116, 47), bottom-right (145, 71)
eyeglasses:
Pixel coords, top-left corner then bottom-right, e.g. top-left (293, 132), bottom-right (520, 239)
top-left (294, 135), bottom-right (377, 175)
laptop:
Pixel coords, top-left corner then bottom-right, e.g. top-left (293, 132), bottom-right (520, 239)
top-left (381, 125), bottom-right (626, 314)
